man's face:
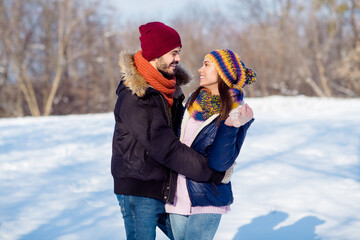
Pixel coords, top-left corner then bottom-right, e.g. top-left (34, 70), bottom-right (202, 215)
top-left (155, 47), bottom-right (181, 79)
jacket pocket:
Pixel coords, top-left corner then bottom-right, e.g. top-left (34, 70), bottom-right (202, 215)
top-left (138, 151), bottom-right (167, 181)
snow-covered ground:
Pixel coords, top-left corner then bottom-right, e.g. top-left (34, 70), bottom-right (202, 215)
top-left (0, 96), bottom-right (359, 240)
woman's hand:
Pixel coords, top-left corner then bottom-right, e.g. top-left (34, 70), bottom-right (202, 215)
top-left (224, 103), bottom-right (254, 127)
top-left (221, 162), bottom-right (236, 184)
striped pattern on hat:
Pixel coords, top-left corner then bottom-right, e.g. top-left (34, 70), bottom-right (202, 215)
top-left (206, 49), bottom-right (257, 89)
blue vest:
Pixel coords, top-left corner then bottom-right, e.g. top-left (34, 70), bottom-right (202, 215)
top-left (186, 118), bottom-right (254, 207)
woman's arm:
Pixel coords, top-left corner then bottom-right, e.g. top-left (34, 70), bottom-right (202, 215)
top-left (208, 104), bottom-right (254, 171)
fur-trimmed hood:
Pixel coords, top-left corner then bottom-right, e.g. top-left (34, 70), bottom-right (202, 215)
top-left (117, 51), bottom-right (192, 97)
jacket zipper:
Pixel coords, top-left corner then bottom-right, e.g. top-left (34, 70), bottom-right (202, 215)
top-left (158, 94), bottom-right (172, 202)
top-left (158, 95), bottom-right (171, 127)
top-left (165, 171), bottom-right (172, 203)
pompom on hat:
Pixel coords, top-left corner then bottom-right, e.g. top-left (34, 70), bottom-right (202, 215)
top-left (206, 49), bottom-right (257, 90)
top-left (139, 21), bottom-right (182, 61)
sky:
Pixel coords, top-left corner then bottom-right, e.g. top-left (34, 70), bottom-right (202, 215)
top-left (0, 96), bottom-right (359, 240)
top-left (107, 0), bottom-right (233, 23)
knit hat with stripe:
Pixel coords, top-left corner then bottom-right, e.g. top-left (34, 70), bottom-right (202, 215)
top-left (206, 49), bottom-right (257, 90)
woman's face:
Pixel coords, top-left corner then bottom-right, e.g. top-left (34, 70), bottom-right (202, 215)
top-left (198, 57), bottom-right (219, 95)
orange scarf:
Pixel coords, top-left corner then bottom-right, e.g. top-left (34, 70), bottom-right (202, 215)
top-left (134, 51), bottom-right (176, 106)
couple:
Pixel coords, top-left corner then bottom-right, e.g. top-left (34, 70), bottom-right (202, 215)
top-left (111, 21), bottom-right (256, 240)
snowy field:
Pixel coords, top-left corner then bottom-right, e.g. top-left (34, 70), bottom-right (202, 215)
top-left (0, 96), bottom-right (359, 240)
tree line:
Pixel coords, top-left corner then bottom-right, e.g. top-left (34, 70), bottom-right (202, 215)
top-left (0, 0), bottom-right (359, 117)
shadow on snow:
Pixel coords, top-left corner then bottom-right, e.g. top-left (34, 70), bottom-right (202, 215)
top-left (233, 211), bottom-right (325, 240)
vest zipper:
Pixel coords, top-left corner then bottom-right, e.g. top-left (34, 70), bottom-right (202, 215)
top-left (211, 183), bottom-right (219, 196)
top-left (186, 179), bottom-right (193, 213)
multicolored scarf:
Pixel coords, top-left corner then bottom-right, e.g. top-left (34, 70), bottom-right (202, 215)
top-left (134, 50), bottom-right (176, 106)
top-left (187, 88), bottom-right (244, 121)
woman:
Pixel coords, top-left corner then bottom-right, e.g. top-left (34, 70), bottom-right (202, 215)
top-left (165, 49), bottom-right (257, 240)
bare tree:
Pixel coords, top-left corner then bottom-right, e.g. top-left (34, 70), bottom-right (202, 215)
top-left (0, 0), bottom-right (359, 118)
top-left (227, 0), bottom-right (359, 97)
top-left (0, 0), bottom-right (118, 117)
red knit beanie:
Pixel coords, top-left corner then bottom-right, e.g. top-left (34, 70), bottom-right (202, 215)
top-left (139, 22), bottom-right (182, 61)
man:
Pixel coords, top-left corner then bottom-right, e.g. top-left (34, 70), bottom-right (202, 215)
top-left (111, 22), bottom-right (225, 239)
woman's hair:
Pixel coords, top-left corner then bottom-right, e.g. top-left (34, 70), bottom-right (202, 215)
top-left (188, 73), bottom-right (232, 125)
top-left (217, 79), bottom-right (232, 123)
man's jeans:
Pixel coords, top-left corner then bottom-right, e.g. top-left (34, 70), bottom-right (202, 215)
top-left (116, 195), bottom-right (174, 240)
top-left (169, 213), bottom-right (221, 240)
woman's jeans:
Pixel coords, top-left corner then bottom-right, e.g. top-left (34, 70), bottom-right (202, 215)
top-left (116, 195), bottom-right (173, 240)
top-left (169, 213), bottom-right (222, 240)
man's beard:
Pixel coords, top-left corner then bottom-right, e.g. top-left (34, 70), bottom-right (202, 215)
top-left (157, 58), bottom-right (178, 79)
top-left (158, 68), bottom-right (177, 79)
